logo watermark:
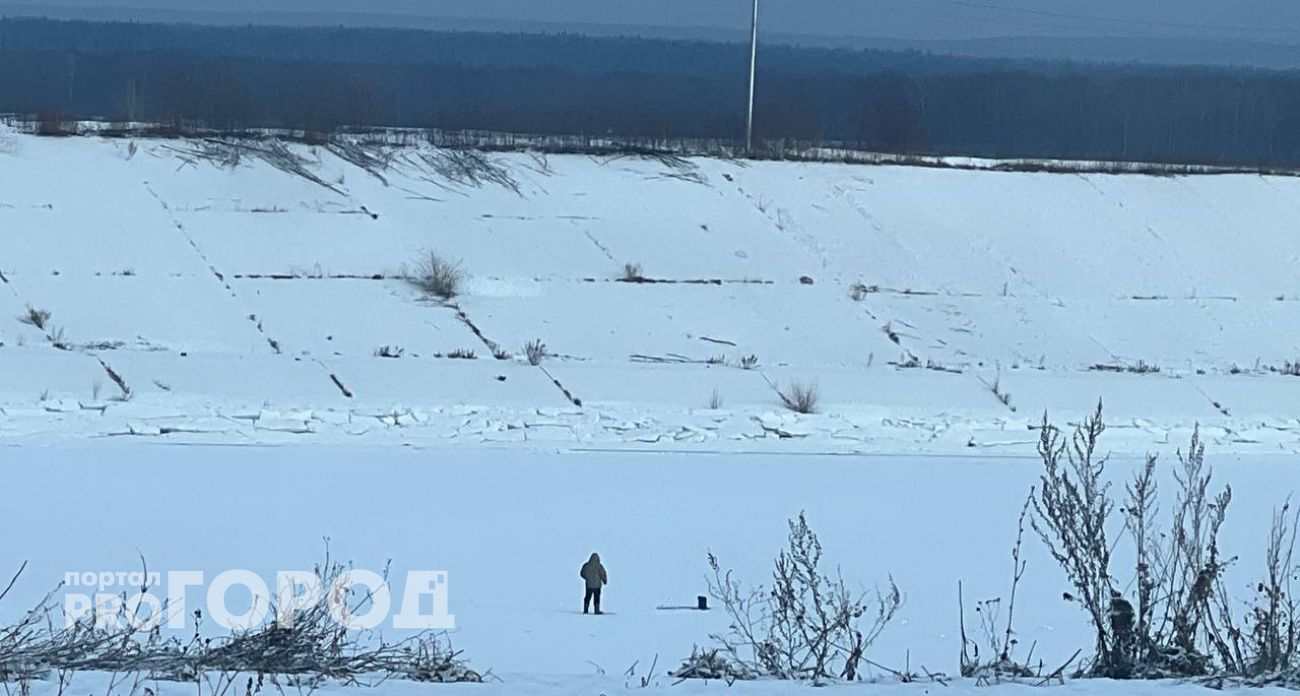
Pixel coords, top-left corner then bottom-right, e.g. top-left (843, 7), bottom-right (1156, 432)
top-left (62, 569), bottom-right (454, 632)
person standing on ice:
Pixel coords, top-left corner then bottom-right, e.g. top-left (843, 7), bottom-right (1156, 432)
top-left (580, 552), bottom-right (608, 614)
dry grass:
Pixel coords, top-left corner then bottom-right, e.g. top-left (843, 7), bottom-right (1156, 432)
top-left (1274, 361), bottom-right (1300, 377)
top-left (525, 339), bottom-right (547, 366)
top-left (18, 306), bottom-right (50, 330)
top-left (777, 382), bottom-right (819, 414)
top-left (622, 262), bottom-right (645, 282)
top-left (407, 251), bottom-right (464, 300)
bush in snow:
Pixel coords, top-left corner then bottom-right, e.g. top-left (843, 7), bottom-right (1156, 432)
top-left (183, 554), bottom-right (483, 681)
top-left (959, 500), bottom-right (1040, 684)
top-left (0, 552), bottom-right (485, 686)
top-left (670, 647), bottom-right (756, 683)
top-left (1273, 361), bottom-right (1300, 377)
top-left (18, 306), bottom-right (50, 330)
top-left (681, 512), bottom-right (901, 683)
top-left (621, 262), bottom-right (645, 282)
top-left (980, 373), bottom-right (1014, 411)
top-left (407, 250), bottom-right (463, 301)
top-left (1232, 501), bottom-right (1300, 685)
top-left (1030, 402), bottom-right (1300, 683)
top-left (524, 339), bottom-right (547, 366)
top-left (398, 633), bottom-right (484, 683)
top-left (777, 382), bottom-right (819, 414)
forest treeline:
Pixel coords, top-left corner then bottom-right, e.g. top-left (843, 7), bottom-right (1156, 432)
top-left (4, 17), bottom-right (1300, 166)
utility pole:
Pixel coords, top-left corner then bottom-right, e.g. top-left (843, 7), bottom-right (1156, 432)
top-left (66, 51), bottom-right (77, 111)
top-left (746, 0), bottom-right (759, 153)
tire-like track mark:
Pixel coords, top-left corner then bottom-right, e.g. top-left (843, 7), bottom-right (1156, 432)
top-left (143, 181), bottom-right (354, 399)
top-left (453, 303), bottom-right (583, 407)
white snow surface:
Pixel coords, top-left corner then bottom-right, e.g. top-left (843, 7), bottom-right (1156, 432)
top-left (6, 133), bottom-right (1300, 691)
top-left (2, 133), bottom-right (1298, 455)
top-left (4, 445), bottom-right (1300, 696)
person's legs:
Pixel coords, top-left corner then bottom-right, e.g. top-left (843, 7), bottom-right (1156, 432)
top-left (583, 588), bottom-right (594, 614)
top-left (593, 588), bottom-right (602, 615)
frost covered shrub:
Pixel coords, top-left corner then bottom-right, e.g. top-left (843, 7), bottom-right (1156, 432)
top-left (671, 647), bottom-right (756, 683)
top-left (0, 552), bottom-right (485, 685)
top-left (18, 306), bottom-right (50, 330)
top-left (684, 512), bottom-right (901, 683)
top-left (395, 634), bottom-right (484, 683)
top-left (1237, 502), bottom-right (1300, 681)
top-left (1032, 404), bottom-right (1228, 678)
top-left (407, 251), bottom-right (463, 300)
top-left (154, 556), bottom-right (483, 682)
top-left (524, 339), bottom-right (547, 366)
top-left (959, 501), bottom-right (1040, 684)
top-left (777, 382), bottom-right (819, 414)
top-left (621, 261), bottom-right (645, 282)
top-left (1274, 361), bottom-right (1300, 377)
top-left (1031, 403), bottom-right (1300, 683)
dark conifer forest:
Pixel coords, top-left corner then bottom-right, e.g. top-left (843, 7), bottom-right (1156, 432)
top-left (4, 17), bottom-right (1300, 166)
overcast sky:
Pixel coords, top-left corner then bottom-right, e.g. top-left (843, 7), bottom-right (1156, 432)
top-left (3, 0), bottom-right (1300, 43)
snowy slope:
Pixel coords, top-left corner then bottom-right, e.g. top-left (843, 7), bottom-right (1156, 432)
top-left (2, 126), bottom-right (1300, 454)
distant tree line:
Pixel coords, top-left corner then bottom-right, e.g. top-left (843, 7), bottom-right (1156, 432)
top-left (5, 18), bottom-right (1300, 166)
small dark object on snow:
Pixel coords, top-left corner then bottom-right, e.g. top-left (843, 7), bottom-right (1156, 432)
top-left (495, 375), bottom-right (506, 382)
top-left (655, 597), bottom-right (710, 611)
top-left (799, 275), bottom-right (814, 285)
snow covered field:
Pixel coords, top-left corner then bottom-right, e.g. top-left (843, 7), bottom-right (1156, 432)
top-left (3, 444), bottom-right (1300, 695)
top-left (2, 125), bottom-right (1300, 455)
top-left (5, 125), bottom-right (1300, 694)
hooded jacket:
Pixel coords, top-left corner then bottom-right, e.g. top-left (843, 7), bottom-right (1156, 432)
top-left (580, 553), bottom-right (608, 589)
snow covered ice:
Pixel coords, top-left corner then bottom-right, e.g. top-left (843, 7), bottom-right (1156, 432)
top-left (3, 129), bottom-right (1300, 694)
